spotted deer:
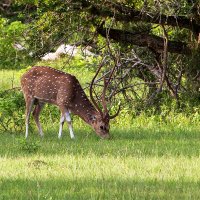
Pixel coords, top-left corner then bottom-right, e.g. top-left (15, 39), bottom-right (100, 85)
top-left (21, 65), bottom-right (120, 139)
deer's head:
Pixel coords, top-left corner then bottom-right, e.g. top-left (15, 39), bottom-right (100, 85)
top-left (89, 58), bottom-right (120, 139)
top-left (88, 113), bottom-right (110, 139)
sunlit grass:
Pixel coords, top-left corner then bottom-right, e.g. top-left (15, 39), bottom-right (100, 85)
top-left (0, 70), bottom-right (21, 90)
top-left (1, 124), bottom-right (200, 199)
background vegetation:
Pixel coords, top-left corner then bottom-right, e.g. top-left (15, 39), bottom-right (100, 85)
top-left (0, 0), bottom-right (200, 199)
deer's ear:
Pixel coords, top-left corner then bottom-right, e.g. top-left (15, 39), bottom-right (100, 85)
top-left (88, 114), bottom-right (96, 123)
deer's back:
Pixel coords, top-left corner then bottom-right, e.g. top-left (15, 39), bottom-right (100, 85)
top-left (21, 66), bottom-right (80, 105)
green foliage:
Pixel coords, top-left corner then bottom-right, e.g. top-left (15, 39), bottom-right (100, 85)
top-left (17, 138), bottom-right (41, 153)
top-left (0, 89), bottom-right (25, 132)
top-left (0, 18), bottom-right (33, 69)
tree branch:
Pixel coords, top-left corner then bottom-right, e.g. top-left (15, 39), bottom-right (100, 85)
top-left (97, 26), bottom-right (191, 55)
top-left (88, 1), bottom-right (200, 37)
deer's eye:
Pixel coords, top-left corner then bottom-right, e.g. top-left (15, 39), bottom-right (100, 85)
top-left (100, 125), bottom-right (104, 130)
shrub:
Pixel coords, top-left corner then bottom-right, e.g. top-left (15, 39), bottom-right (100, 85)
top-left (0, 89), bottom-right (25, 132)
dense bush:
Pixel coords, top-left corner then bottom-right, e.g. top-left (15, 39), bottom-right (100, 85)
top-left (0, 89), bottom-right (24, 132)
top-left (0, 18), bottom-right (33, 69)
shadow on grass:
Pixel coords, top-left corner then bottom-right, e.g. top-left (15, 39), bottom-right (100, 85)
top-left (1, 126), bottom-right (200, 158)
top-left (1, 177), bottom-right (200, 199)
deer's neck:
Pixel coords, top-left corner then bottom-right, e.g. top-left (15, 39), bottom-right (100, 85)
top-left (70, 97), bottom-right (98, 125)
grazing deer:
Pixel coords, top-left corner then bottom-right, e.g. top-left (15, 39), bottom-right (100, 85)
top-left (21, 65), bottom-right (120, 139)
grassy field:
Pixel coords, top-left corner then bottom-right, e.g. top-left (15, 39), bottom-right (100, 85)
top-left (1, 123), bottom-right (200, 199)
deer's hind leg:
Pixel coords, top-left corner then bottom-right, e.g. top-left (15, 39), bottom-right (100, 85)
top-left (25, 96), bottom-right (35, 138)
top-left (58, 113), bottom-right (65, 139)
top-left (32, 101), bottom-right (45, 137)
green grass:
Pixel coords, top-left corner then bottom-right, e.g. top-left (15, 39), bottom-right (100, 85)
top-left (1, 124), bottom-right (200, 199)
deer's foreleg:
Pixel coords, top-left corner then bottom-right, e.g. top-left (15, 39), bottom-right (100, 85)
top-left (59, 106), bottom-right (75, 139)
top-left (32, 102), bottom-right (45, 137)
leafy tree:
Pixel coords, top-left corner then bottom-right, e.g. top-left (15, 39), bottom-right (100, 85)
top-left (0, 0), bottom-right (200, 108)
top-left (0, 17), bottom-right (33, 69)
